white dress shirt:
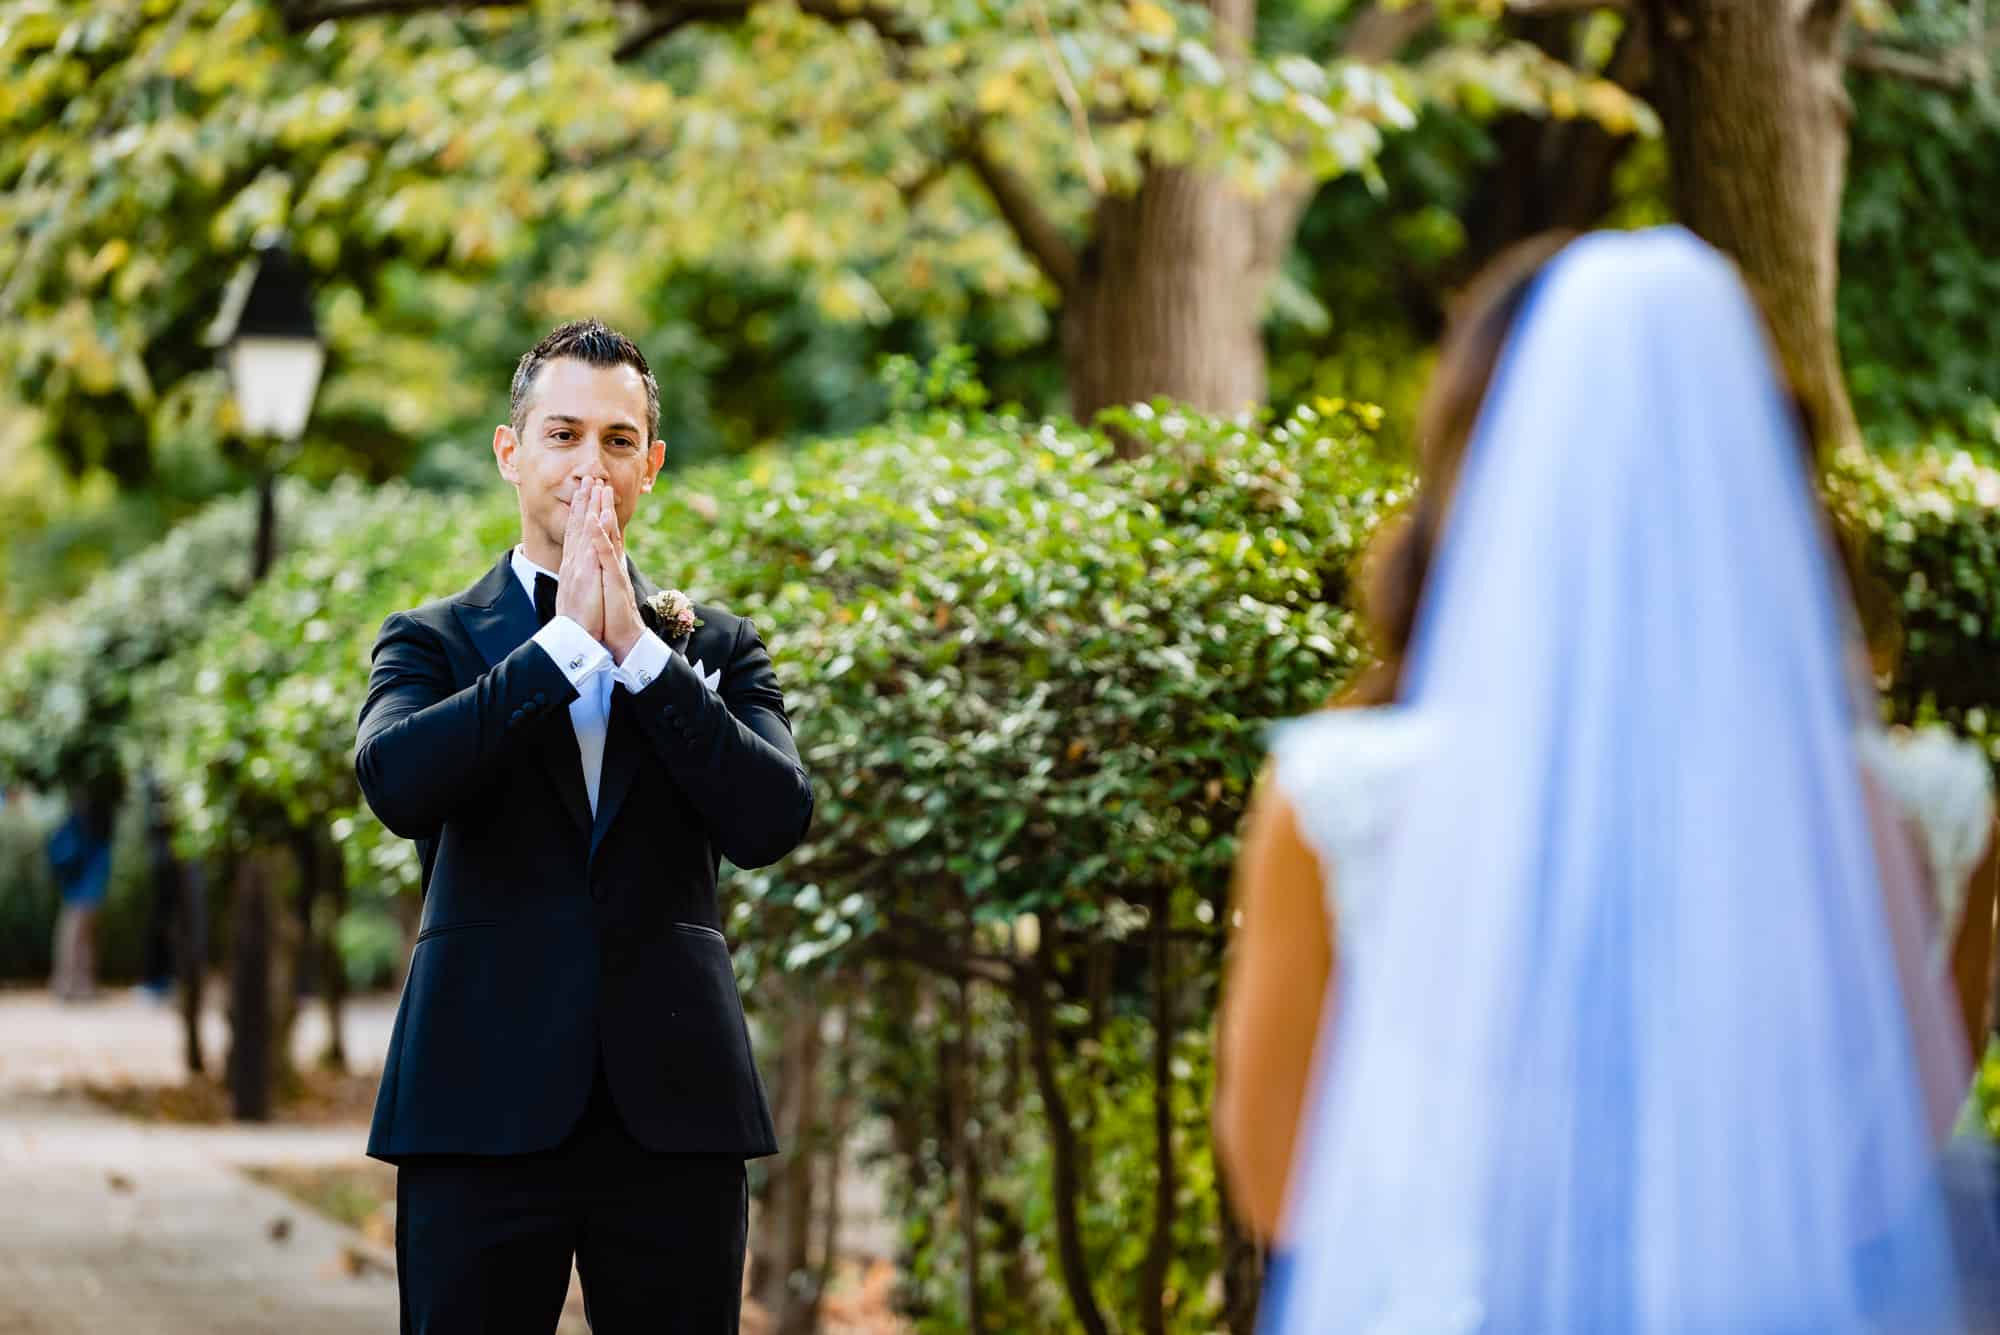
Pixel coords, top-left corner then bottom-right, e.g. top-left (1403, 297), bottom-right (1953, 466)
top-left (512, 546), bottom-right (673, 816)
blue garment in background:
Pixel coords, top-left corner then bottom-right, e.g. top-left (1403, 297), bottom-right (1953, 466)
top-left (48, 810), bottom-right (111, 909)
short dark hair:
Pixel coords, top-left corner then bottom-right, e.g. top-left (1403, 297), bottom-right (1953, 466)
top-left (509, 319), bottom-right (660, 441)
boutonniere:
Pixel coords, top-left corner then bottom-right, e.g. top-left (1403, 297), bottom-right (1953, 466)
top-left (643, 588), bottom-right (703, 641)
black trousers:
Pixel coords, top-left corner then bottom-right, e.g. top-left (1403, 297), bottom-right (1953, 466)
top-left (395, 1062), bottom-right (748, 1335)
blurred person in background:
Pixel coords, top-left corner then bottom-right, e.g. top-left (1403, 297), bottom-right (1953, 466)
top-left (46, 785), bottom-right (113, 1002)
top-left (1216, 227), bottom-right (1999, 1330)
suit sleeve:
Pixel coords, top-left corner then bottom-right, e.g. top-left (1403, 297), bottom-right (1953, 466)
top-left (354, 610), bottom-right (580, 840)
top-left (623, 616), bottom-right (814, 869)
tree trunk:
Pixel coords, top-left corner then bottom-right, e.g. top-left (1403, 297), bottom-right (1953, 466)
top-left (752, 982), bottom-right (825, 1331)
top-left (227, 853), bottom-right (273, 1122)
top-left (1139, 887), bottom-right (1175, 1335)
top-left (1059, 0), bottom-right (1292, 435)
top-left (319, 833), bottom-right (348, 1072)
top-left (1216, 1197), bottom-right (1265, 1335)
top-left (1643, 0), bottom-right (1861, 451)
top-left (949, 974), bottom-right (985, 1331)
top-left (179, 859), bottom-right (208, 1077)
top-left (804, 1002), bottom-right (857, 1335)
top-left (1065, 168), bottom-right (1270, 434)
top-left (1453, 17), bottom-right (1649, 293)
top-left (1021, 941), bottom-right (1113, 1335)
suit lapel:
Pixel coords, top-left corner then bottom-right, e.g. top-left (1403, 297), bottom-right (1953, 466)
top-left (453, 552), bottom-right (593, 838)
top-left (588, 558), bottom-right (662, 859)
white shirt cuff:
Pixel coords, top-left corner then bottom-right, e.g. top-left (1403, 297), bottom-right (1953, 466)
top-left (533, 616), bottom-right (612, 687)
top-left (614, 629), bottom-right (674, 693)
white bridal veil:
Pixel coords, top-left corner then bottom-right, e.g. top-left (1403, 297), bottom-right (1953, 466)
top-left (1268, 228), bottom-right (1997, 1332)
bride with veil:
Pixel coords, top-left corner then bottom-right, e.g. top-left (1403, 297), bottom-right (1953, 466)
top-left (1217, 227), bottom-right (1999, 1331)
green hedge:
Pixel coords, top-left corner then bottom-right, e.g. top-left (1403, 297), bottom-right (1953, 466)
top-left (5, 399), bottom-right (2000, 1326)
top-left (1831, 444), bottom-right (2000, 746)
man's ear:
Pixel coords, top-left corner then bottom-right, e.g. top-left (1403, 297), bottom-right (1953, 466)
top-left (494, 423), bottom-right (521, 484)
top-left (640, 438), bottom-right (667, 492)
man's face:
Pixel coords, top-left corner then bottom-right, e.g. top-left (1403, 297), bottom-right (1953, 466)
top-left (494, 358), bottom-right (666, 560)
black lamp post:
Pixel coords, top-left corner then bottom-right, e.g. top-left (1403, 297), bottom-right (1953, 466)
top-left (208, 236), bottom-right (323, 1120)
top-left (211, 236), bottom-right (324, 579)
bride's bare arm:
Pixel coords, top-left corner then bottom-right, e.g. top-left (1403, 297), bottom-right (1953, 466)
top-left (1950, 817), bottom-right (1998, 1056)
top-left (1215, 770), bottom-right (1335, 1242)
top-left (1862, 773), bottom-right (1972, 1139)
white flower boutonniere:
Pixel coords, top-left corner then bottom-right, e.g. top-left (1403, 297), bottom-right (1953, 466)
top-left (644, 589), bottom-right (703, 640)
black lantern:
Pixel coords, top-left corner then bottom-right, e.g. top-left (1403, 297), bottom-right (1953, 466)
top-left (210, 236), bottom-right (324, 442)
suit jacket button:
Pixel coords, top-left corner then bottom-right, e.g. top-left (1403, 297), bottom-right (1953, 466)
top-left (535, 690), bottom-right (548, 704)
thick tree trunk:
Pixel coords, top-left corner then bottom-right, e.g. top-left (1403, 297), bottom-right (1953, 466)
top-left (1064, 168), bottom-right (1270, 434)
top-left (1643, 0), bottom-right (1861, 450)
top-left (1059, 0), bottom-right (1291, 435)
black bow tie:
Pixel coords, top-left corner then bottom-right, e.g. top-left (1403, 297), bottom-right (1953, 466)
top-left (533, 572), bottom-right (558, 627)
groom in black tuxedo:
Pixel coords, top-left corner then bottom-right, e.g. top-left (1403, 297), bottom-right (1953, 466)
top-left (355, 320), bottom-right (813, 1334)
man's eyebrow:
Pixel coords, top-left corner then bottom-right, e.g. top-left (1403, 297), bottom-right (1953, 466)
top-left (542, 414), bottom-right (644, 436)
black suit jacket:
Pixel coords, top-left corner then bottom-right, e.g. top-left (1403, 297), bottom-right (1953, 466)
top-left (355, 552), bottom-right (811, 1161)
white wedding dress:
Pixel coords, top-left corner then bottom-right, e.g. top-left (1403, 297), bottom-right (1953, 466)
top-left (1270, 708), bottom-right (1993, 962)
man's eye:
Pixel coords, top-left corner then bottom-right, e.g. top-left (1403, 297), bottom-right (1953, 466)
top-left (550, 430), bottom-right (572, 442)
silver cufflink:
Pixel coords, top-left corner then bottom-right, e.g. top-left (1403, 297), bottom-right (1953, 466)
top-left (569, 655), bottom-right (583, 670)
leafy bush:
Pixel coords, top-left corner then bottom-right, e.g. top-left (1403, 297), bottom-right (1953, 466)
top-left (0, 480), bottom-right (353, 798)
top-left (1829, 445), bottom-right (2000, 749)
top-left (9, 393), bottom-right (2000, 1327)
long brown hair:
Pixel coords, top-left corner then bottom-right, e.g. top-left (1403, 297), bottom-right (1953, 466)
top-left (1344, 231), bottom-right (1577, 706)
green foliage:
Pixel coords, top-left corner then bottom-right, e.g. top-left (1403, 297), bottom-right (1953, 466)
top-left (11, 383), bottom-right (2000, 1320)
top-left (1976, 1039), bottom-right (2000, 1140)
top-left (0, 480), bottom-right (343, 797)
top-left (1840, 1), bottom-right (2000, 449)
top-left (1829, 445), bottom-right (2000, 747)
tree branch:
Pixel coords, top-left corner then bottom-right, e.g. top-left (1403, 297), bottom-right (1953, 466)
top-left (283, 0), bottom-right (521, 29)
top-left (960, 134), bottom-right (1081, 294)
top-left (1505, 0), bottom-right (1628, 12)
top-left (610, 0), bottom-right (921, 65)
top-left (796, 0), bottom-right (922, 48)
top-left (1341, 1), bottom-right (1437, 63)
top-left (1020, 943), bottom-right (1114, 1335)
top-left (613, 3), bottom-right (749, 61)
top-left (1846, 39), bottom-right (1979, 89)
